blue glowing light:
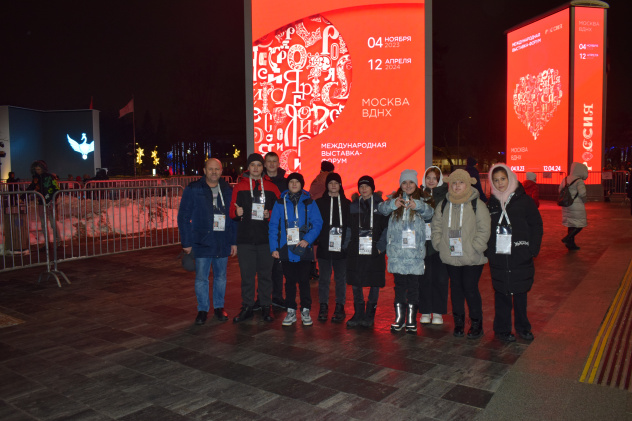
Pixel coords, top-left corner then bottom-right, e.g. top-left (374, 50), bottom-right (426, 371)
top-left (67, 133), bottom-right (95, 160)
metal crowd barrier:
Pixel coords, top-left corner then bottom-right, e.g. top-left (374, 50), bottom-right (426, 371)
top-left (0, 191), bottom-right (67, 286)
top-left (84, 178), bottom-right (167, 189)
top-left (50, 185), bottom-right (183, 280)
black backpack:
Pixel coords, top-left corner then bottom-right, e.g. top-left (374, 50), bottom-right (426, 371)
top-left (557, 178), bottom-right (579, 207)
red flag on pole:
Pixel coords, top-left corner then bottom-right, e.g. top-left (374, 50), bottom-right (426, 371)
top-left (119, 99), bottom-right (134, 118)
top-left (89, 96), bottom-right (93, 109)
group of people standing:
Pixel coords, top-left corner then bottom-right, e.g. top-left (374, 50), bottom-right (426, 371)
top-left (179, 154), bottom-right (598, 343)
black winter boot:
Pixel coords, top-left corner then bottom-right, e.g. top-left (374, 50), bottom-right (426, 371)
top-left (362, 302), bottom-right (378, 327)
top-left (318, 303), bottom-right (328, 322)
top-left (233, 305), bottom-right (254, 323)
top-left (467, 318), bottom-right (484, 339)
top-left (453, 313), bottom-right (465, 337)
top-left (261, 305), bottom-right (274, 322)
top-left (391, 303), bottom-right (405, 332)
top-left (346, 302), bottom-right (365, 328)
top-left (405, 304), bottom-right (418, 334)
top-left (331, 303), bottom-right (346, 323)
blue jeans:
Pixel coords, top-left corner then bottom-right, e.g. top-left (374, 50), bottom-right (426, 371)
top-left (195, 257), bottom-right (228, 311)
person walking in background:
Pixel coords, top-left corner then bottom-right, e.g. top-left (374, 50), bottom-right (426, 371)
top-left (522, 172), bottom-right (540, 208)
top-left (560, 162), bottom-right (588, 250)
top-left (178, 158), bottom-right (237, 325)
top-left (466, 157), bottom-right (488, 203)
top-left (263, 151), bottom-right (288, 309)
top-left (487, 164), bottom-right (543, 342)
top-left (419, 166), bottom-right (449, 326)
top-left (315, 172), bottom-right (351, 323)
top-left (27, 160), bottom-right (60, 248)
top-left (230, 153), bottom-right (281, 323)
top-left (379, 170), bottom-right (434, 333)
top-left (344, 175), bottom-right (388, 328)
top-left (269, 173), bottom-right (323, 326)
top-left (431, 169), bottom-right (491, 339)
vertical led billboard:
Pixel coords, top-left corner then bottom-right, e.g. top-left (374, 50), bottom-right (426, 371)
top-left (250, 0), bottom-right (426, 192)
top-left (573, 7), bottom-right (605, 177)
top-left (507, 9), bottom-right (569, 174)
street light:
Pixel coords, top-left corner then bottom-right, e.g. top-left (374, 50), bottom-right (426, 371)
top-left (457, 116), bottom-right (472, 165)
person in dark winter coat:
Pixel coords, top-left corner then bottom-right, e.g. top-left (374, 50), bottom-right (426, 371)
top-left (522, 172), bottom-right (540, 208)
top-left (178, 158), bottom-right (237, 325)
top-left (269, 173), bottom-right (323, 327)
top-left (229, 153), bottom-right (281, 323)
top-left (487, 164), bottom-right (543, 342)
top-left (378, 169), bottom-right (434, 333)
top-left (315, 172), bottom-right (351, 323)
top-left (263, 152), bottom-right (288, 309)
top-left (344, 175), bottom-right (388, 328)
top-left (419, 166), bottom-right (449, 325)
top-left (27, 160), bottom-right (61, 246)
top-left (466, 157), bottom-right (488, 203)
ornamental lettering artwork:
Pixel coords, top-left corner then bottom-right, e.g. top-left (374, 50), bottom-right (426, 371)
top-left (513, 68), bottom-right (563, 140)
top-left (253, 15), bottom-right (353, 172)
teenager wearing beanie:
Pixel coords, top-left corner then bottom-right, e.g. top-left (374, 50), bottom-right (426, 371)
top-left (431, 169), bottom-right (491, 339)
top-left (487, 164), bottom-right (543, 342)
top-left (269, 172), bottom-right (323, 326)
top-left (315, 172), bottom-right (351, 323)
top-left (344, 175), bottom-right (388, 328)
top-left (229, 153), bottom-right (281, 323)
top-left (378, 169), bottom-right (434, 333)
top-left (419, 166), bottom-right (449, 325)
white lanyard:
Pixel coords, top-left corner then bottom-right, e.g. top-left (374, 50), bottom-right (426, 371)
top-left (359, 196), bottom-right (373, 230)
top-left (330, 196), bottom-right (343, 227)
top-left (249, 177), bottom-right (265, 201)
top-left (214, 187), bottom-right (225, 209)
top-left (498, 193), bottom-right (514, 226)
top-left (447, 203), bottom-right (464, 229)
top-left (283, 196), bottom-right (299, 222)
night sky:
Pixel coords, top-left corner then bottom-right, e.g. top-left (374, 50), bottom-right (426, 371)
top-left (2, 1), bottom-right (630, 172)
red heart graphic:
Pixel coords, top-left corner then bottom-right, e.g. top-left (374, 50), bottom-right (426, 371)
top-left (513, 68), bottom-right (563, 140)
top-left (252, 15), bottom-right (352, 171)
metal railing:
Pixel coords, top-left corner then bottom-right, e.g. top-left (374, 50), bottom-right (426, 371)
top-left (0, 191), bottom-right (67, 286)
top-left (51, 185), bottom-right (183, 276)
top-left (84, 178), bottom-right (167, 189)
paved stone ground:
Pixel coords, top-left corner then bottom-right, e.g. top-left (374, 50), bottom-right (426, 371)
top-left (0, 200), bottom-right (630, 420)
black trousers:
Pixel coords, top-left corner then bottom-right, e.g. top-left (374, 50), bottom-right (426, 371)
top-left (418, 252), bottom-right (449, 314)
top-left (318, 258), bottom-right (347, 304)
top-left (237, 244), bottom-right (274, 306)
top-left (283, 260), bottom-right (312, 310)
top-left (394, 274), bottom-right (420, 305)
top-left (493, 289), bottom-right (531, 334)
top-left (352, 286), bottom-right (379, 304)
top-left (271, 258), bottom-right (284, 301)
top-left (446, 264), bottom-right (484, 319)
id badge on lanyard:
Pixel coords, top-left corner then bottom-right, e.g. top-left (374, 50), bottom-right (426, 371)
top-left (425, 222), bottom-right (432, 241)
top-left (358, 196), bottom-right (374, 255)
top-left (401, 208), bottom-right (416, 249)
top-left (329, 196), bottom-right (343, 252)
top-left (495, 206), bottom-right (512, 255)
top-left (448, 203), bottom-right (464, 256)
top-left (284, 197), bottom-right (300, 245)
top-left (250, 178), bottom-right (265, 221)
top-left (213, 188), bottom-right (226, 231)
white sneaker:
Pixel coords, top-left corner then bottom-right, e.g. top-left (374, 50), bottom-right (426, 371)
top-left (282, 308), bottom-right (297, 326)
top-left (420, 314), bottom-right (431, 324)
top-left (301, 308), bottom-right (313, 326)
top-left (431, 313), bottom-right (444, 325)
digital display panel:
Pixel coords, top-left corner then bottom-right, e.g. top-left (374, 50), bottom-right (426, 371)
top-left (507, 9), bottom-right (569, 175)
top-left (251, 0), bottom-right (425, 192)
top-left (573, 7), bottom-right (605, 179)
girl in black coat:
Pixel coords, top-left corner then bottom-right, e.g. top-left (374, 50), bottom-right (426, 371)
top-left (344, 175), bottom-right (388, 328)
top-left (315, 172), bottom-right (351, 323)
top-left (487, 164), bottom-right (543, 342)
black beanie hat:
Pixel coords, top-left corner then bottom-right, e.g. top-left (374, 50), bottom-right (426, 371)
top-left (247, 153), bottom-right (265, 166)
top-left (287, 172), bottom-right (305, 190)
top-left (324, 172), bottom-right (345, 197)
top-left (321, 161), bottom-right (335, 172)
top-left (357, 175), bottom-right (375, 192)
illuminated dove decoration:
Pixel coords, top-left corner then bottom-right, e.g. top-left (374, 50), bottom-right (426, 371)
top-left (67, 133), bottom-right (95, 160)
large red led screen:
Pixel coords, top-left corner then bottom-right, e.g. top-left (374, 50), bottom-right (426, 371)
top-left (573, 7), bottom-right (604, 177)
top-left (507, 9), bottom-right (569, 174)
top-left (251, 0), bottom-right (425, 192)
